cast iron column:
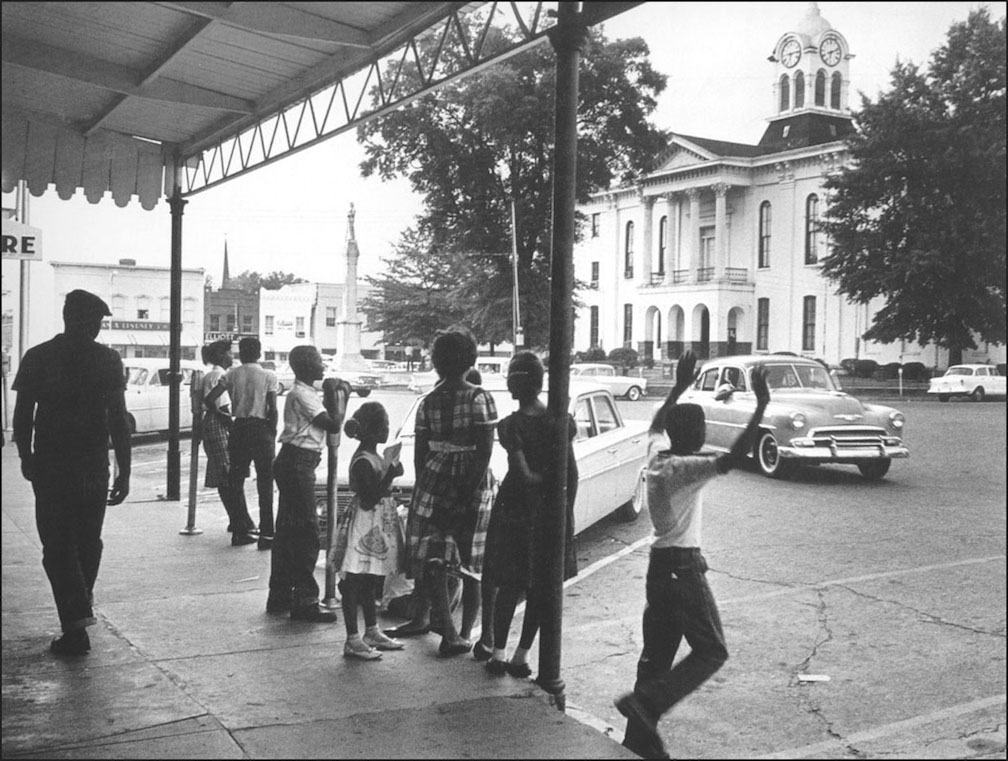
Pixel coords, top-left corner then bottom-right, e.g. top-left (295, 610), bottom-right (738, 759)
top-left (167, 185), bottom-right (187, 501)
top-left (540, 1), bottom-right (585, 712)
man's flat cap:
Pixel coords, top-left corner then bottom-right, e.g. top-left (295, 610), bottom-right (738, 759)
top-left (64, 289), bottom-right (112, 318)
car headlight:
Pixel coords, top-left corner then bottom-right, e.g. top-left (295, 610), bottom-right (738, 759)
top-left (889, 411), bottom-right (905, 429)
top-left (789, 412), bottom-right (806, 430)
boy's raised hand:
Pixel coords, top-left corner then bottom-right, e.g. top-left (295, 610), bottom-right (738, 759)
top-left (675, 350), bottom-right (698, 391)
top-left (751, 366), bottom-right (771, 407)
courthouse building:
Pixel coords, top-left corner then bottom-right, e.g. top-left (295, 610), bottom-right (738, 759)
top-left (574, 3), bottom-right (1004, 369)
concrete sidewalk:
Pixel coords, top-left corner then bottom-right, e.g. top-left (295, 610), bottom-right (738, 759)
top-left (1, 444), bottom-right (632, 759)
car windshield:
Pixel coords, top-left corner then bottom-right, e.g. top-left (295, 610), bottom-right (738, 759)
top-left (762, 363), bottom-right (837, 391)
top-left (946, 367), bottom-right (973, 376)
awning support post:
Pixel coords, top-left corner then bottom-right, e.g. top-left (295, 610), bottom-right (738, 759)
top-left (539, 0), bottom-right (585, 713)
top-left (166, 172), bottom-right (187, 501)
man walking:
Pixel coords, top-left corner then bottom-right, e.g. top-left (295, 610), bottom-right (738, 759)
top-left (205, 337), bottom-right (279, 550)
top-left (13, 290), bottom-right (132, 655)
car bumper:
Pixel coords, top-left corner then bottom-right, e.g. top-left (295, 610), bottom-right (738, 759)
top-left (778, 439), bottom-right (909, 462)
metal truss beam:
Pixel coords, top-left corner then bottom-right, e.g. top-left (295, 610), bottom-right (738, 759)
top-left (179, 1), bottom-right (565, 197)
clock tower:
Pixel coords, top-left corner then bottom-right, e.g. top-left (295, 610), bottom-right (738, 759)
top-left (760, 2), bottom-right (854, 150)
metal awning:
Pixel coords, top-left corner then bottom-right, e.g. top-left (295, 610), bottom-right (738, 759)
top-left (1, 1), bottom-right (651, 209)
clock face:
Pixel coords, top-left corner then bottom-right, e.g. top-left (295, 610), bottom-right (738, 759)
top-left (820, 36), bottom-right (842, 66)
top-left (781, 39), bottom-right (801, 68)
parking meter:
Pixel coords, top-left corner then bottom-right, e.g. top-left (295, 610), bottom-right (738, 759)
top-left (321, 377), bottom-right (351, 608)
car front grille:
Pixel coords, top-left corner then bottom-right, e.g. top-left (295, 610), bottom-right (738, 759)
top-left (805, 426), bottom-right (890, 449)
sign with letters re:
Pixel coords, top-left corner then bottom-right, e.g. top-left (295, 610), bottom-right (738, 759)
top-left (1, 219), bottom-right (43, 260)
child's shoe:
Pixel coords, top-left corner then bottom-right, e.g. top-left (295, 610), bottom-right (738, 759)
top-left (363, 627), bottom-right (404, 651)
top-left (485, 658), bottom-right (508, 676)
top-left (344, 638), bottom-right (382, 661)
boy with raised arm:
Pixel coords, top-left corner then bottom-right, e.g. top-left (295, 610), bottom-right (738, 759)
top-left (615, 351), bottom-right (770, 759)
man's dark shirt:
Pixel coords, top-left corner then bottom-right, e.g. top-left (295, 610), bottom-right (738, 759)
top-left (13, 334), bottom-right (125, 469)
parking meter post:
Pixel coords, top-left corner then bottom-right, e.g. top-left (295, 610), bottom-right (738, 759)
top-left (180, 369), bottom-right (204, 535)
top-left (321, 378), bottom-right (348, 611)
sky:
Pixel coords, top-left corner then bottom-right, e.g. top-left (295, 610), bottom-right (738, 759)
top-left (1, 1), bottom-right (995, 287)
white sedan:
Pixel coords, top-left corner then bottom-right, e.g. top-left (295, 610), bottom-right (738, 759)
top-left (122, 358), bottom-right (204, 434)
top-left (569, 363), bottom-right (648, 401)
top-left (316, 379), bottom-right (651, 536)
top-left (928, 364), bottom-right (1006, 402)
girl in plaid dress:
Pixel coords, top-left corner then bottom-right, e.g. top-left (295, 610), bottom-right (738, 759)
top-left (398, 328), bottom-right (497, 657)
top-left (201, 340), bottom-right (257, 546)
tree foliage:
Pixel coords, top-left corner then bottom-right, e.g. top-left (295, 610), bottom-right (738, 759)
top-left (821, 9), bottom-right (1006, 364)
top-left (359, 226), bottom-right (467, 349)
top-left (357, 20), bottom-right (668, 349)
top-left (225, 270), bottom-right (308, 294)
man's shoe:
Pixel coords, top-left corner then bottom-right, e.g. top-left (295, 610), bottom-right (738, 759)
top-left (615, 693), bottom-right (665, 758)
top-left (257, 535), bottom-right (274, 550)
top-left (266, 597), bottom-right (291, 614)
top-left (290, 605), bottom-right (338, 623)
top-left (50, 629), bottom-right (90, 656)
top-left (232, 533), bottom-right (257, 547)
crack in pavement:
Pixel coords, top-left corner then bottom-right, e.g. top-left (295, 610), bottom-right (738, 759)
top-left (835, 585), bottom-right (1006, 638)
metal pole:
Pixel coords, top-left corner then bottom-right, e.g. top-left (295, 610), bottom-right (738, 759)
top-left (322, 432), bottom-right (340, 609)
top-left (511, 200), bottom-right (521, 348)
top-left (17, 180), bottom-right (30, 363)
top-left (167, 180), bottom-right (187, 501)
top-left (181, 369), bottom-right (204, 535)
top-left (540, 1), bottom-right (585, 713)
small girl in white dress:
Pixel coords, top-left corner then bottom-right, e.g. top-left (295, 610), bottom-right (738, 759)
top-left (333, 402), bottom-right (407, 660)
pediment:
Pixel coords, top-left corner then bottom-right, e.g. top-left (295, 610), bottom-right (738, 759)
top-left (652, 141), bottom-right (712, 173)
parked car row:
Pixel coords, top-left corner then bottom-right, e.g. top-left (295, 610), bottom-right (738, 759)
top-left (927, 364), bottom-right (1006, 402)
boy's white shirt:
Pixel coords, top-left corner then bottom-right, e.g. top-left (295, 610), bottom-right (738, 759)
top-left (645, 430), bottom-right (719, 549)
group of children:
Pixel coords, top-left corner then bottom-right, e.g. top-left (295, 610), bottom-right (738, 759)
top-left (271, 342), bottom-right (565, 665)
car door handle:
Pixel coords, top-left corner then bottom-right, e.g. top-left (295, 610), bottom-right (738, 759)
top-left (607, 447), bottom-right (619, 454)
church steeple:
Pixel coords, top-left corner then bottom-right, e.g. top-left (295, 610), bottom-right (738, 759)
top-left (221, 237), bottom-right (231, 289)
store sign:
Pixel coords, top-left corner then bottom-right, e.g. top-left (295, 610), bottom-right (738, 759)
top-left (1, 219), bottom-right (43, 260)
top-left (102, 320), bottom-right (171, 331)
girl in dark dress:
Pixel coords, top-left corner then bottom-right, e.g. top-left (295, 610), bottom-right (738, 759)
top-left (482, 352), bottom-right (578, 677)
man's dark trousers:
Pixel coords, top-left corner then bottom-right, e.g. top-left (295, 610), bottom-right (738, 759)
top-left (229, 418), bottom-right (276, 536)
top-left (269, 444), bottom-right (322, 610)
top-left (32, 462), bottom-right (109, 633)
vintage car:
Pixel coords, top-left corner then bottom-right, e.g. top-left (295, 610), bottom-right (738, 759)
top-left (272, 362), bottom-right (296, 395)
top-left (927, 364), bottom-right (1006, 402)
top-left (407, 357), bottom-right (509, 394)
top-left (122, 358), bottom-right (204, 434)
top-left (316, 379), bottom-right (650, 538)
top-left (678, 355), bottom-right (908, 480)
top-left (569, 363), bottom-right (648, 401)
top-left (322, 357), bottom-right (380, 397)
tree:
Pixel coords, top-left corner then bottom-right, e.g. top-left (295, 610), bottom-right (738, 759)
top-left (359, 226), bottom-right (468, 349)
top-left (821, 9), bottom-right (1006, 365)
top-left (225, 270), bottom-right (307, 294)
top-left (357, 21), bottom-right (668, 349)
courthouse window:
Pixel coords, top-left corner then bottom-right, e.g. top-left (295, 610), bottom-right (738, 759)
top-left (758, 202), bottom-right (771, 268)
top-left (802, 296), bottom-right (817, 351)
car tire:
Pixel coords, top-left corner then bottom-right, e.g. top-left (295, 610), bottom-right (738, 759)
top-left (755, 431), bottom-right (796, 479)
top-left (858, 459), bottom-right (892, 480)
top-left (937, 393), bottom-right (949, 402)
top-left (625, 386), bottom-right (643, 402)
top-left (616, 466), bottom-right (647, 523)
top-left (357, 388), bottom-right (372, 397)
top-left (970, 387), bottom-right (985, 402)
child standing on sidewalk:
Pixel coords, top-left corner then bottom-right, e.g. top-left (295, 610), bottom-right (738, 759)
top-left (333, 402), bottom-right (407, 660)
top-left (266, 346), bottom-right (350, 623)
top-left (614, 351), bottom-right (770, 759)
top-left (481, 352), bottom-right (578, 678)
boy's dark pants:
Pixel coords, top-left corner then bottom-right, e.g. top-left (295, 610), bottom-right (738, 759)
top-left (32, 463), bottom-right (109, 633)
top-left (269, 444), bottom-right (322, 610)
top-left (633, 546), bottom-right (728, 718)
top-left (229, 418), bottom-right (276, 536)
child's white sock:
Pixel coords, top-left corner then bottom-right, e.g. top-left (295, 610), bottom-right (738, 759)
top-left (347, 633), bottom-right (362, 643)
top-left (493, 648), bottom-right (507, 662)
top-left (511, 647), bottom-right (529, 665)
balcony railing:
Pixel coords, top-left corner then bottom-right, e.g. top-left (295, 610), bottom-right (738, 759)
top-left (624, 268), bottom-right (634, 279)
top-left (672, 269), bottom-right (689, 284)
top-left (697, 267), bottom-right (714, 282)
top-left (725, 267), bottom-right (749, 282)
top-left (588, 279), bottom-right (599, 289)
top-left (650, 272), bottom-right (665, 285)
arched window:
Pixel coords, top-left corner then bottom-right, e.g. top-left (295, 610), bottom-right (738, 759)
top-left (794, 71), bottom-right (805, 108)
top-left (815, 70), bottom-right (826, 106)
top-left (779, 74), bottom-right (790, 112)
top-left (657, 216), bottom-right (667, 275)
top-left (624, 221), bottom-right (634, 278)
top-left (805, 194), bottom-right (820, 264)
top-left (830, 72), bottom-right (842, 109)
top-left (758, 201), bottom-right (771, 268)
